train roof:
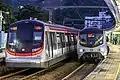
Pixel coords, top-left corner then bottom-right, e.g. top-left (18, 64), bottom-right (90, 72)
top-left (42, 0), bottom-right (119, 31)
top-left (45, 22), bottom-right (80, 31)
top-left (80, 27), bottom-right (103, 34)
top-left (10, 19), bottom-right (80, 31)
top-left (10, 19), bottom-right (45, 26)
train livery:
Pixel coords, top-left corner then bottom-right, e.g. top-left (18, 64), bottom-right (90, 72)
top-left (5, 19), bottom-right (80, 68)
top-left (77, 27), bottom-right (109, 62)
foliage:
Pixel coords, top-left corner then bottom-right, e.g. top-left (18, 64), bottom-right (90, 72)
top-left (0, 1), bottom-right (17, 32)
top-left (0, 3), bottom-right (49, 32)
top-left (15, 5), bottom-right (49, 22)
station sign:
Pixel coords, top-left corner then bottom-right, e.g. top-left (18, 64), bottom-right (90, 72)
top-left (84, 12), bottom-right (114, 31)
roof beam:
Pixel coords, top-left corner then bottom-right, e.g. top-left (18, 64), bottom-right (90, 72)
top-left (43, 6), bottom-right (109, 9)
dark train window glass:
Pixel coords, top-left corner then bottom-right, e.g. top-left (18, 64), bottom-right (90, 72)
top-left (60, 33), bottom-right (65, 47)
top-left (68, 34), bottom-right (71, 46)
top-left (71, 34), bottom-right (74, 45)
top-left (33, 32), bottom-right (42, 43)
top-left (8, 32), bottom-right (16, 43)
top-left (7, 32), bottom-right (16, 50)
top-left (80, 33), bottom-right (103, 47)
top-left (50, 32), bottom-right (57, 50)
top-left (65, 33), bottom-right (70, 47)
top-left (57, 33), bottom-right (62, 49)
top-left (17, 23), bottom-right (33, 42)
top-left (74, 34), bottom-right (77, 45)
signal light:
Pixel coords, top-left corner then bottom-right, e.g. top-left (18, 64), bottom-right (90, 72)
top-left (11, 27), bottom-right (17, 30)
top-left (35, 26), bottom-right (41, 30)
top-left (88, 34), bottom-right (94, 37)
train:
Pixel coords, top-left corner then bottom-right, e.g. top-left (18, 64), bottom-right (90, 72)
top-left (77, 27), bottom-right (109, 62)
top-left (5, 19), bottom-right (80, 68)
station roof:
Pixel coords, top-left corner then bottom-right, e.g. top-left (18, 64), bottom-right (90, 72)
top-left (42, 0), bottom-right (118, 30)
top-left (41, 0), bottom-right (107, 8)
top-left (4, 0), bottom-right (119, 30)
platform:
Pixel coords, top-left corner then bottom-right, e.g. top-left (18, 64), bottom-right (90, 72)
top-left (84, 44), bottom-right (120, 80)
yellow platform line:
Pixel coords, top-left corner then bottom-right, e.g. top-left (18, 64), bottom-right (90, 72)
top-left (114, 63), bottom-right (120, 80)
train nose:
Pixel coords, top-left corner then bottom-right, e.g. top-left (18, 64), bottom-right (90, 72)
top-left (81, 52), bottom-right (104, 62)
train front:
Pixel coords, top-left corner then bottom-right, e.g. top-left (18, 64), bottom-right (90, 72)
top-left (5, 20), bottom-right (45, 68)
top-left (77, 27), bottom-right (108, 62)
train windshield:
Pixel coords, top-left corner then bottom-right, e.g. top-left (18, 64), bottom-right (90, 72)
top-left (7, 23), bottom-right (44, 53)
top-left (80, 33), bottom-right (103, 47)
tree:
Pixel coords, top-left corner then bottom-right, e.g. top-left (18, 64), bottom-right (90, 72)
top-left (15, 5), bottom-right (49, 22)
top-left (0, 1), bottom-right (17, 32)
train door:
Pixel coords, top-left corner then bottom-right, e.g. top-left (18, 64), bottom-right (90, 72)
top-left (45, 32), bottom-right (52, 58)
top-left (56, 33), bottom-right (63, 56)
top-left (50, 32), bottom-right (57, 57)
top-left (45, 32), bottom-right (57, 58)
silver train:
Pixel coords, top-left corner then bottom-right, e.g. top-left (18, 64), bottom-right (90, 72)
top-left (5, 19), bottom-right (80, 68)
top-left (77, 27), bottom-right (109, 62)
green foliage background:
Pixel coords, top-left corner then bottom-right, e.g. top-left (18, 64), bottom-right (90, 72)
top-left (0, 1), bottom-right (49, 32)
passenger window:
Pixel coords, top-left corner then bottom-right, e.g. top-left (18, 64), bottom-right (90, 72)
top-left (33, 32), bottom-right (42, 43)
top-left (50, 32), bottom-right (57, 50)
top-left (60, 33), bottom-right (65, 47)
top-left (74, 34), bottom-right (77, 45)
top-left (68, 34), bottom-right (72, 46)
top-left (57, 33), bottom-right (62, 49)
top-left (71, 34), bottom-right (74, 45)
top-left (65, 34), bottom-right (69, 47)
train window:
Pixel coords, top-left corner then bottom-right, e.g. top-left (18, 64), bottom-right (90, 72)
top-left (65, 34), bottom-right (68, 42)
top-left (60, 33), bottom-right (65, 48)
top-left (33, 32), bottom-right (42, 43)
top-left (74, 34), bottom-right (77, 45)
top-left (68, 34), bottom-right (72, 46)
top-left (71, 34), bottom-right (74, 45)
top-left (65, 33), bottom-right (70, 47)
top-left (8, 32), bottom-right (16, 43)
top-left (50, 32), bottom-right (57, 50)
top-left (7, 32), bottom-right (16, 50)
top-left (57, 33), bottom-right (62, 49)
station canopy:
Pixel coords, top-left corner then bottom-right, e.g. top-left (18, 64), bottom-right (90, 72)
top-left (41, 0), bottom-right (118, 31)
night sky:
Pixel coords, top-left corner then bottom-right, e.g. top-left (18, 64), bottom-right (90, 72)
top-left (4, 0), bottom-right (107, 8)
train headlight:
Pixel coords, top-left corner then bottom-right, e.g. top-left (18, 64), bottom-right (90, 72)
top-left (10, 48), bottom-right (15, 52)
top-left (80, 49), bottom-right (84, 52)
top-left (100, 48), bottom-right (104, 52)
top-left (99, 41), bottom-right (103, 44)
top-left (32, 48), bottom-right (40, 52)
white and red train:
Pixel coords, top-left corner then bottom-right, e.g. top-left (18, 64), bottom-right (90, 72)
top-left (5, 19), bottom-right (80, 68)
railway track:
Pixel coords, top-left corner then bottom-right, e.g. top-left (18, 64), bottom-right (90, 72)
top-left (62, 62), bottom-right (99, 80)
top-left (0, 60), bottom-right (100, 80)
top-left (0, 68), bottom-right (30, 80)
top-left (21, 62), bottom-right (98, 80)
top-left (0, 59), bottom-right (72, 80)
top-left (0, 66), bottom-right (58, 80)
top-left (20, 59), bottom-right (73, 80)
